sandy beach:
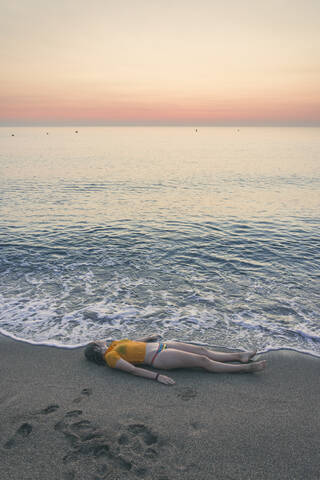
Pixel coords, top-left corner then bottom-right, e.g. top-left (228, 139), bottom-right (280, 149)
top-left (1, 334), bottom-right (319, 480)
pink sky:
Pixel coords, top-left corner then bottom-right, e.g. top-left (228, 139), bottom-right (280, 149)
top-left (1, 0), bottom-right (320, 125)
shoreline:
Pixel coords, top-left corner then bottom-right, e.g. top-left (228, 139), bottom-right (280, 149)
top-left (1, 330), bottom-right (319, 359)
top-left (1, 333), bottom-right (319, 479)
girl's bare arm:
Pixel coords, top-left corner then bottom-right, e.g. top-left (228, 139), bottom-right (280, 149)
top-left (114, 358), bottom-right (175, 385)
top-left (103, 334), bottom-right (159, 344)
top-left (134, 335), bottom-right (160, 342)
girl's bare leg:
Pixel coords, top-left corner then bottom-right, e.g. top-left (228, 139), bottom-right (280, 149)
top-left (152, 348), bottom-right (266, 373)
top-left (166, 341), bottom-right (256, 363)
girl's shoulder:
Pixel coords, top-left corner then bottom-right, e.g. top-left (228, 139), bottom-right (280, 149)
top-left (114, 338), bottom-right (131, 345)
top-left (108, 338), bottom-right (130, 349)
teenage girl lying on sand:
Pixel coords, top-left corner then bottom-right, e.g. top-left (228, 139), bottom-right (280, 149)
top-left (84, 335), bottom-right (266, 385)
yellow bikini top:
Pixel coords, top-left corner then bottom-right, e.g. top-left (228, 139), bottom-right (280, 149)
top-left (104, 339), bottom-right (146, 368)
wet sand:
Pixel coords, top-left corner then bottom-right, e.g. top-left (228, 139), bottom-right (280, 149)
top-left (1, 334), bottom-right (319, 480)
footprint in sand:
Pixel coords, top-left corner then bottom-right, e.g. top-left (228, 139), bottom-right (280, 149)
top-left (53, 400), bottom-right (168, 478)
top-left (127, 423), bottom-right (158, 446)
top-left (39, 404), bottom-right (60, 415)
top-left (65, 409), bottom-right (83, 418)
top-left (4, 403), bottom-right (61, 449)
top-left (4, 423), bottom-right (33, 449)
top-left (176, 387), bottom-right (197, 401)
top-left (114, 422), bottom-right (163, 476)
top-left (54, 410), bottom-right (112, 466)
top-left (72, 388), bottom-right (92, 404)
top-left (28, 403), bottom-right (61, 418)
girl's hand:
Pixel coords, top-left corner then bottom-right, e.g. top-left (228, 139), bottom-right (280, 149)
top-left (157, 375), bottom-right (175, 385)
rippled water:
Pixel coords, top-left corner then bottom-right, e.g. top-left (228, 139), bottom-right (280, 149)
top-left (0, 126), bottom-right (319, 356)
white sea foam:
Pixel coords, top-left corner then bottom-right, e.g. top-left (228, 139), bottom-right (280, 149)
top-left (0, 127), bottom-right (319, 356)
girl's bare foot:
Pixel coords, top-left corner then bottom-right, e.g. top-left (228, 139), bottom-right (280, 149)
top-left (247, 360), bottom-right (266, 372)
top-left (239, 350), bottom-right (257, 363)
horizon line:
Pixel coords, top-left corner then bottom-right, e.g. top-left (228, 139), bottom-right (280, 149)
top-left (1, 121), bottom-right (320, 128)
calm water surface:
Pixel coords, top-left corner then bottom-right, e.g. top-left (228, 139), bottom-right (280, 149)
top-left (0, 127), bottom-right (319, 356)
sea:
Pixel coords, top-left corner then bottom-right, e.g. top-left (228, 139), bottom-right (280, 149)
top-left (0, 126), bottom-right (319, 357)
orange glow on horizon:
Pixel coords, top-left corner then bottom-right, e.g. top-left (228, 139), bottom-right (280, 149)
top-left (1, 1), bottom-right (320, 125)
top-left (1, 93), bottom-right (319, 125)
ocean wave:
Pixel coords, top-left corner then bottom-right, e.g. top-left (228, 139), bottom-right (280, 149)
top-left (1, 127), bottom-right (320, 356)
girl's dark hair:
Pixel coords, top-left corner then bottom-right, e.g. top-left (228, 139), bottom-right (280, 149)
top-left (84, 342), bottom-right (106, 366)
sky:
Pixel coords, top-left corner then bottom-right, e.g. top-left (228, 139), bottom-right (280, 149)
top-left (1, 0), bottom-right (320, 126)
